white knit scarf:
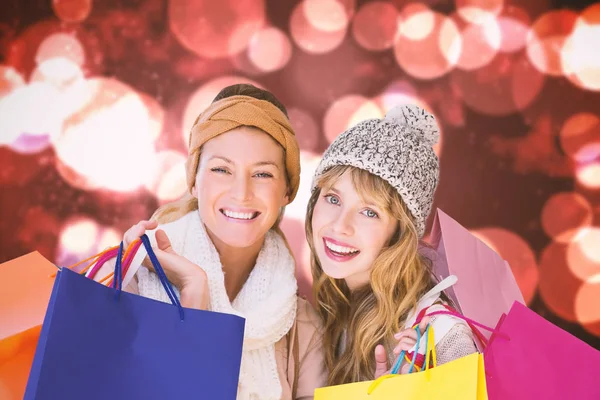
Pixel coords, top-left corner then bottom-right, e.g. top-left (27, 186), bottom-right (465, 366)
top-left (128, 212), bottom-right (298, 399)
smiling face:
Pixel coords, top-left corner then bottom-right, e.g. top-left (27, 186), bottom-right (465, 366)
top-left (192, 126), bottom-right (290, 251)
top-left (310, 168), bottom-right (398, 290)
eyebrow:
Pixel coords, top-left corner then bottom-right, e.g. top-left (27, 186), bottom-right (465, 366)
top-left (208, 156), bottom-right (280, 170)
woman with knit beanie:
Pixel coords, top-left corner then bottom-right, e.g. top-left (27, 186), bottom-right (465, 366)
top-left (306, 104), bottom-right (477, 385)
top-left (94, 84), bottom-right (326, 399)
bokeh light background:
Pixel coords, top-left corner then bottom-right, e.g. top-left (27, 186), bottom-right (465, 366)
top-left (0, 0), bottom-right (599, 350)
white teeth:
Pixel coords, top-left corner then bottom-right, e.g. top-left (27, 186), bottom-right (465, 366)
top-left (223, 210), bottom-right (256, 220)
top-left (325, 240), bottom-right (359, 254)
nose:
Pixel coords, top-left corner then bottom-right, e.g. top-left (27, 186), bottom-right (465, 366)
top-left (231, 174), bottom-right (253, 202)
top-left (331, 209), bottom-right (354, 236)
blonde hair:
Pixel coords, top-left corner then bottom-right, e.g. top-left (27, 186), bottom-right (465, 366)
top-left (305, 165), bottom-right (437, 385)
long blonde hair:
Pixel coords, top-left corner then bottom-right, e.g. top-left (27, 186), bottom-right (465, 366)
top-left (305, 165), bottom-right (437, 385)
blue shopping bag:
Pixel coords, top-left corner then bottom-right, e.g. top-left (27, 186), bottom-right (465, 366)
top-left (24, 235), bottom-right (245, 400)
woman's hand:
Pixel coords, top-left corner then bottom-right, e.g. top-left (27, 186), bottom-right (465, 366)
top-left (374, 317), bottom-right (430, 378)
top-left (124, 220), bottom-right (158, 249)
top-left (145, 229), bottom-right (210, 310)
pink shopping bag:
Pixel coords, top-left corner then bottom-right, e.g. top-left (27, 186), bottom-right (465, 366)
top-left (424, 301), bottom-right (600, 400)
top-left (428, 208), bottom-right (524, 347)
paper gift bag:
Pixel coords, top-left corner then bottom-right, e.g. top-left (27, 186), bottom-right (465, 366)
top-left (315, 325), bottom-right (487, 400)
top-left (484, 301), bottom-right (600, 400)
top-left (24, 235), bottom-right (246, 400)
top-left (428, 208), bottom-right (524, 346)
top-left (0, 252), bottom-right (56, 400)
top-left (425, 301), bottom-right (600, 399)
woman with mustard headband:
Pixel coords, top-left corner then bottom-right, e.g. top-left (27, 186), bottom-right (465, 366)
top-left (95, 84), bottom-right (326, 399)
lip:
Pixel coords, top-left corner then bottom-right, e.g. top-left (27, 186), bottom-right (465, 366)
top-left (219, 207), bottom-right (261, 223)
top-left (322, 237), bottom-right (360, 262)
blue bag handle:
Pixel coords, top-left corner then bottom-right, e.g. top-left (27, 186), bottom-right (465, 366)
top-left (390, 324), bottom-right (425, 374)
top-left (113, 234), bottom-right (185, 320)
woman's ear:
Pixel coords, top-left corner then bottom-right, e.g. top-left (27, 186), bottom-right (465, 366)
top-left (191, 184), bottom-right (198, 197)
top-left (283, 192), bottom-right (290, 207)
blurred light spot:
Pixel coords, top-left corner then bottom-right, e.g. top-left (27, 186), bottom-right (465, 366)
top-left (182, 76), bottom-right (262, 147)
top-left (497, 6), bottom-right (530, 53)
top-left (541, 192), bottom-right (593, 243)
top-left (538, 241), bottom-right (583, 322)
top-left (578, 3), bottom-right (600, 25)
top-left (577, 227), bottom-right (600, 263)
top-left (303, 0), bottom-right (350, 32)
top-left (248, 27), bottom-right (292, 72)
top-left (352, 1), bottom-right (399, 51)
top-left (398, 3), bottom-right (435, 41)
top-left (577, 162), bottom-right (600, 189)
top-left (560, 112), bottom-right (600, 162)
top-left (59, 217), bottom-right (98, 254)
top-left (36, 33), bottom-right (85, 67)
top-left (169, 0), bottom-right (266, 59)
top-left (285, 152), bottom-right (322, 221)
top-left (451, 52), bottom-right (545, 116)
top-left (30, 57), bottom-right (84, 91)
top-left (451, 12), bottom-right (501, 71)
top-left (575, 276), bottom-right (600, 327)
top-left (55, 157), bottom-right (100, 191)
top-left (138, 93), bottom-right (165, 141)
top-left (472, 228), bottom-right (539, 304)
top-left (323, 95), bottom-right (383, 143)
top-left (288, 108), bottom-right (320, 153)
top-left (567, 227), bottom-right (600, 281)
top-left (290, 0), bottom-right (347, 54)
top-left (54, 77), bottom-right (155, 192)
top-left (97, 227), bottom-right (122, 252)
top-left (575, 143), bottom-right (600, 163)
top-left (456, 0), bottom-right (504, 25)
top-left (0, 82), bottom-right (65, 150)
top-left (395, 7), bottom-right (461, 80)
top-left (6, 21), bottom-right (63, 78)
top-left (561, 8), bottom-right (600, 92)
top-left (56, 218), bottom-right (122, 272)
top-left (145, 150), bottom-right (188, 204)
top-left (52, 0), bottom-right (92, 23)
top-left (0, 65), bottom-right (25, 98)
top-left (527, 10), bottom-right (578, 76)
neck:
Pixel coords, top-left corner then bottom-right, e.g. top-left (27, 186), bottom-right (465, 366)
top-left (205, 227), bottom-right (265, 302)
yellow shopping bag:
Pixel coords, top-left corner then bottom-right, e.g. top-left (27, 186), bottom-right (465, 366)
top-left (314, 325), bottom-right (487, 399)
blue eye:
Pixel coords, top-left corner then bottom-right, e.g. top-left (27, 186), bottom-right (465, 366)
top-left (362, 209), bottom-right (379, 218)
top-left (324, 194), bottom-right (340, 205)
